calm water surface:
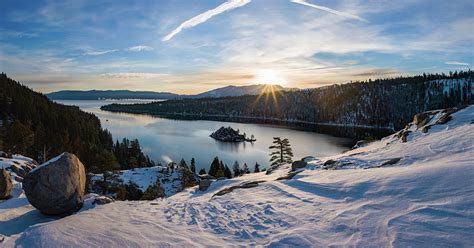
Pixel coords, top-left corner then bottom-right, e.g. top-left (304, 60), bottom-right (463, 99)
top-left (57, 100), bottom-right (353, 171)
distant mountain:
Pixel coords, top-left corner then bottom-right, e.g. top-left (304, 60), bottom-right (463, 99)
top-left (46, 84), bottom-right (287, 100)
top-left (46, 90), bottom-right (180, 100)
top-left (187, 84), bottom-right (285, 98)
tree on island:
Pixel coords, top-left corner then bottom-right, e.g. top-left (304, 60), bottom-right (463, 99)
top-left (269, 137), bottom-right (294, 167)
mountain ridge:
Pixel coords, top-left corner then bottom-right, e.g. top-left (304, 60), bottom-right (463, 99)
top-left (46, 84), bottom-right (288, 100)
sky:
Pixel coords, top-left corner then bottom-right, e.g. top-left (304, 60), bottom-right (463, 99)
top-left (0, 0), bottom-right (473, 94)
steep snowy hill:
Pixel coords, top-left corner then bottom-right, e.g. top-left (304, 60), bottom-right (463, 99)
top-left (1, 105), bottom-right (473, 247)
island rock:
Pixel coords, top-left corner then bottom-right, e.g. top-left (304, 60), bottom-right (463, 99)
top-left (210, 126), bottom-right (256, 142)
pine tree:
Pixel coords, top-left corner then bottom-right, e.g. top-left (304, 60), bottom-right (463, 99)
top-left (254, 162), bottom-right (261, 173)
top-left (190, 158), bottom-right (196, 174)
top-left (269, 137), bottom-right (294, 167)
top-left (208, 157), bottom-right (220, 177)
top-left (198, 168), bottom-right (206, 175)
top-left (232, 161), bottom-right (241, 177)
top-left (179, 158), bottom-right (188, 170)
top-left (224, 164), bottom-right (232, 178)
top-left (243, 163), bottom-right (250, 174)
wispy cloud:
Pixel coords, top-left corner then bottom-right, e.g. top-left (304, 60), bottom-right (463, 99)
top-left (100, 72), bottom-right (168, 79)
top-left (83, 49), bottom-right (119, 56)
top-left (290, 0), bottom-right (369, 23)
top-left (162, 0), bottom-right (252, 42)
top-left (445, 61), bottom-right (470, 66)
top-left (127, 45), bottom-right (154, 52)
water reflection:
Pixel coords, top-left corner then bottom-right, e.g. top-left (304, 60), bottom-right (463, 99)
top-left (57, 100), bottom-right (355, 171)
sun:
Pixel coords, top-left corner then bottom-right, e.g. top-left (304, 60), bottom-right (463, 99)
top-left (254, 70), bottom-right (287, 86)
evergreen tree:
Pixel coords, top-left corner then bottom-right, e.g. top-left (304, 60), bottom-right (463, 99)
top-left (243, 163), bottom-right (250, 174)
top-left (4, 120), bottom-right (34, 155)
top-left (190, 158), bottom-right (196, 174)
top-left (224, 164), bottom-right (232, 179)
top-left (198, 168), bottom-right (206, 175)
top-left (232, 161), bottom-right (241, 177)
top-left (179, 158), bottom-right (188, 170)
top-left (208, 157), bottom-right (220, 177)
top-left (269, 137), bottom-right (294, 167)
top-left (141, 179), bottom-right (165, 200)
top-left (180, 159), bottom-right (197, 189)
top-left (254, 162), bottom-right (261, 173)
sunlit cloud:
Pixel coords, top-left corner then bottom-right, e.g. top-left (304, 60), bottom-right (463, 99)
top-left (162, 0), bottom-right (252, 41)
top-left (290, 0), bottom-right (369, 23)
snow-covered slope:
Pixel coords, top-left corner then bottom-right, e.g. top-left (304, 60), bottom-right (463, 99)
top-left (91, 165), bottom-right (186, 197)
top-left (1, 106), bottom-right (473, 247)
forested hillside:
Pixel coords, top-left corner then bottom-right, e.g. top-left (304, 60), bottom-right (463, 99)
top-left (103, 71), bottom-right (473, 130)
top-left (0, 73), bottom-right (151, 172)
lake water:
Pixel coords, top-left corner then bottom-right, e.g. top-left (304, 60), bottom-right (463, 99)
top-left (57, 100), bottom-right (353, 171)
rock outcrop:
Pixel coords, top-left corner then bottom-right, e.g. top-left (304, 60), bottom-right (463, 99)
top-left (291, 160), bottom-right (307, 171)
top-left (0, 169), bottom-right (13, 199)
top-left (210, 126), bottom-right (256, 142)
top-left (23, 153), bottom-right (86, 216)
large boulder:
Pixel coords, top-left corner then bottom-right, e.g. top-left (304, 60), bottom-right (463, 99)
top-left (23, 153), bottom-right (86, 216)
top-left (291, 160), bottom-right (307, 171)
top-left (0, 169), bottom-right (13, 199)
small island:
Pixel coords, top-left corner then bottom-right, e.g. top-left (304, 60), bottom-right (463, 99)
top-left (210, 126), bottom-right (256, 142)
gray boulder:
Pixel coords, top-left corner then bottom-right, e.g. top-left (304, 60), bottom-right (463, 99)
top-left (23, 153), bottom-right (86, 216)
top-left (0, 169), bottom-right (13, 199)
top-left (291, 160), bottom-right (307, 171)
top-left (199, 179), bottom-right (213, 191)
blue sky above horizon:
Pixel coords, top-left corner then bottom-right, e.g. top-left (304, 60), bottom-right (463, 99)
top-left (0, 0), bottom-right (473, 94)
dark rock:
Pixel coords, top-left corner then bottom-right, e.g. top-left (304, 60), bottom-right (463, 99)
top-left (421, 125), bottom-right (432, 133)
top-left (199, 179), bottom-right (213, 191)
top-left (413, 112), bottom-right (431, 128)
top-left (0, 169), bottom-right (13, 199)
top-left (197, 174), bottom-right (215, 180)
top-left (291, 160), bottom-right (307, 171)
top-left (92, 195), bottom-right (115, 205)
top-left (324, 159), bottom-right (337, 166)
top-left (401, 130), bottom-right (412, 143)
top-left (352, 140), bottom-right (371, 149)
top-left (276, 171), bottom-right (301, 181)
top-left (381, 157), bottom-right (402, 166)
top-left (213, 181), bottom-right (264, 197)
top-left (23, 153), bottom-right (86, 216)
top-left (210, 126), bottom-right (255, 142)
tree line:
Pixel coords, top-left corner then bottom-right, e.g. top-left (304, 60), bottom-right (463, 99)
top-left (102, 70), bottom-right (473, 131)
top-left (0, 73), bottom-right (150, 174)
